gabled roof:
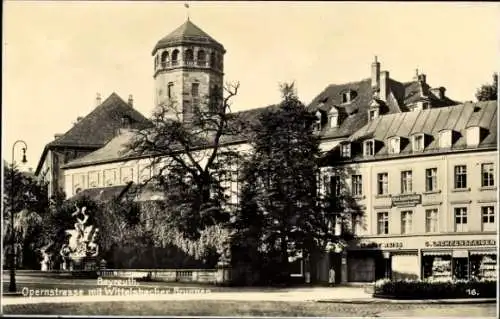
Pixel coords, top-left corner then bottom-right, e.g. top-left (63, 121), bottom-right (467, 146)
top-left (35, 93), bottom-right (151, 175)
top-left (152, 19), bottom-right (225, 55)
top-left (328, 100), bottom-right (497, 162)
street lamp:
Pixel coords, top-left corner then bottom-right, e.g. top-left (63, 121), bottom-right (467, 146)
top-left (9, 140), bottom-right (28, 293)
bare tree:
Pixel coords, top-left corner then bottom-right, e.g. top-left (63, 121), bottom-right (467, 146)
top-left (125, 82), bottom-right (242, 240)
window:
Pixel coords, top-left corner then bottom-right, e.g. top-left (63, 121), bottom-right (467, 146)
top-left (352, 214), bottom-right (362, 235)
top-left (413, 134), bottom-right (424, 152)
top-left (171, 49), bottom-right (179, 65)
top-left (326, 175), bottom-right (341, 197)
top-left (377, 212), bottom-right (389, 235)
top-left (482, 206), bottom-right (495, 231)
top-left (351, 174), bottom-right (362, 196)
top-left (342, 92), bottom-right (350, 103)
top-left (439, 130), bottom-right (452, 148)
top-left (425, 209), bottom-right (439, 233)
top-left (191, 82), bottom-right (199, 97)
top-left (466, 127), bottom-right (480, 146)
top-left (341, 143), bottom-right (351, 158)
top-left (368, 109), bottom-right (379, 121)
top-left (481, 163), bottom-right (495, 187)
top-left (388, 137), bottom-right (400, 154)
top-left (401, 211), bottom-right (413, 234)
top-left (377, 173), bottom-right (388, 195)
top-left (454, 165), bottom-right (467, 189)
top-left (425, 168), bottom-right (438, 192)
top-left (454, 207), bottom-right (468, 232)
top-left (167, 82), bottom-right (174, 99)
top-left (197, 50), bottom-right (206, 66)
top-left (314, 111), bottom-right (322, 131)
top-left (329, 114), bottom-right (338, 128)
top-left (401, 170), bottom-right (413, 194)
top-left (364, 140), bottom-right (375, 156)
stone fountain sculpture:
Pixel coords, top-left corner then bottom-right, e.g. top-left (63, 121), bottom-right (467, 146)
top-left (60, 206), bottom-right (100, 272)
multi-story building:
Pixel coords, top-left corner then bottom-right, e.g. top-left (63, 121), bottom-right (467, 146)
top-left (318, 100), bottom-right (497, 283)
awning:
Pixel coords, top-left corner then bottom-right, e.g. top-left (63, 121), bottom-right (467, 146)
top-left (423, 251), bottom-right (452, 256)
top-left (470, 250), bottom-right (497, 256)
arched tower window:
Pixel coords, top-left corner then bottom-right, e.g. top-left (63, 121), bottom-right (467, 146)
top-left (184, 49), bottom-right (194, 65)
top-left (197, 50), bottom-right (206, 66)
top-left (210, 52), bottom-right (216, 69)
top-left (161, 51), bottom-right (169, 68)
top-left (171, 49), bottom-right (179, 66)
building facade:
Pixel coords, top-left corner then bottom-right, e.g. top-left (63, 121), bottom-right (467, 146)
top-left (317, 100), bottom-right (497, 282)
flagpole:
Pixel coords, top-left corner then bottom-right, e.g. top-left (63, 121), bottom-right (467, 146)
top-left (185, 2), bottom-right (190, 21)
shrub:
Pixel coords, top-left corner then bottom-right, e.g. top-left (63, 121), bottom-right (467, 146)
top-left (373, 279), bottom-right (497, 299)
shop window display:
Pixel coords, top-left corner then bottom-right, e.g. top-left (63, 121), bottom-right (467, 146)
top-left (423, 256), bottom-right (452, 281)
top-left (471, 255), bottom-right (497, 280)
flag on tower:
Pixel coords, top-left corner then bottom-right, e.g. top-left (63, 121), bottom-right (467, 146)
top-left (185, 3), bottom-right (189, 9)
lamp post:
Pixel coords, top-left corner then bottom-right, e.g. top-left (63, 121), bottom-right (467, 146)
top-left (9, 140), bottom-right (28, 293)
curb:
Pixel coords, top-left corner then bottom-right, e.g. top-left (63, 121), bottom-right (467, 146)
top-left (315, 298), bottom-right (497, 304)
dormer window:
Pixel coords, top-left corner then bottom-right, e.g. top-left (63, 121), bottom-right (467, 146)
top-left (368, 109), bottom-right (379, 121)
top-left (439, 130), bottom-right (453, 148)
top-left (329, 114), bottom-right (338, 128)
top-left (328, 107), bottom-right (339, 128)
top-left (412, 133), bottom-right (425, 152)
top-left (388, 137), bottom-right (401, 154)
top-left (364, 140), bottom-right (375, 156)
top-left (341, 89), bottom-right (357, 104)
top-left (314, 111), bottom-right (322, 131)
top-left (341, 143), bottom-right (351, 158)
top-left (466, 126), bottom-right (481, 146)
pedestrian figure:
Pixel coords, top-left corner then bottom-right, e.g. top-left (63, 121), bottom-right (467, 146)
top-left (329, 267), bottom-right (336, 287)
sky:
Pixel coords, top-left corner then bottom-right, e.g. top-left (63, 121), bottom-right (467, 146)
top-left (2, 1), bottom-right (499, 171)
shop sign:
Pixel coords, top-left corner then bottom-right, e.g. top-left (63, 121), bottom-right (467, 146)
top-left (358, 242), bottom-right (403, 249)
top-left (425, 239), bottom-right (496, 247)
top-left (392, 194), bottom-right (421, 207)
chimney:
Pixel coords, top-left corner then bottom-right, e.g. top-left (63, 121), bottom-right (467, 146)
top-left (430, 87), bottom-right (446, 99)
top-left (380, 71), bottom-right (389, 102)
top-left (54, 134), bottom-right (63, 140)
top-left (371, 56), bottom-right (381, 89)
top-left (128, 94), bottom-right (134, 107)
top-left (76, 116), bottom-right (83, 122)
top-left (96, 93), bottom-right (102, 106)
top-left (418, 73), bottom-right (426, 84)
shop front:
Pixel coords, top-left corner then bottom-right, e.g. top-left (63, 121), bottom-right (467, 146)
top-left (422, 238), bottom-right (497, 281)
top-left (347, 234), bottom-right (497, 282)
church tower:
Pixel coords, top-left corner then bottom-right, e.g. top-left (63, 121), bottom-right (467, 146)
top-left (152, 19), bottom-right (225, 122)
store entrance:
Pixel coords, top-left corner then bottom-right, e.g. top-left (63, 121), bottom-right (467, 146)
top-left (452, 258), bottom-right (469, 280)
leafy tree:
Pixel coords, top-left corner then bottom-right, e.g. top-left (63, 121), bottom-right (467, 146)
top-left (126, 82), bottom-right (241, 240)
top-left (3, 164), bottom-right (49, 216)
top-left (476, 73), bottom-right (498, 102)
top-left (231, 83), bottom-right (324, 284)
top-left (2, 164), bottom-right (49, 269)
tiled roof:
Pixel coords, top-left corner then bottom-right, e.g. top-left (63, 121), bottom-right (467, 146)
top-left (307, 79), bottom-right (376, 139)
top-left (48, 93), bottom-right (151, 148)
top-left (35, 93), bottom-right (152, 175)
top-left (152, 20), bottom-right (224, 55)
top-left (325, 100), bottom-right (497, 163)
